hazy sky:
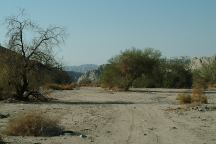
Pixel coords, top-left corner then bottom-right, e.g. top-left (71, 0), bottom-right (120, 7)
top-left (0, 0), bottom-right (215, 65)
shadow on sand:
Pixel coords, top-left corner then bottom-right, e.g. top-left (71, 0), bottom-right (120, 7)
top-left (46, 100), bottom-right (136, 105)
top-left (129, 89), bottom-right (216, 94)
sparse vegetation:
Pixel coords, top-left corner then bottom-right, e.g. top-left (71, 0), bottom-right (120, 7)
top-left (208, 83), bottom-right (216, 88)
top-left (79, 83), bottom-right (100, 87)
top-left (176, 93), bottom-right (192, 104)
top-left (177, 85), bottom-right (208, 104)
top-left (186, 56), bottom-right (216, 104)
top-left (5, 111), bottom-right (63, 136)
top-left (44, 83), bottom-right (76, 90)
top-left (191, 85), bottom-right (208, 104)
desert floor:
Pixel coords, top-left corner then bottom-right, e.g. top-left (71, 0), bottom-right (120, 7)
top-left (0, 87), bottom-right (216, 144)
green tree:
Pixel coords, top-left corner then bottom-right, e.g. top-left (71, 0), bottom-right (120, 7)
top-left (100, 48), bottom-right (161, 90)
top-left (162, 57), bottom-right (192, 88)
top-left (193, 56), bottom-right (216, 87)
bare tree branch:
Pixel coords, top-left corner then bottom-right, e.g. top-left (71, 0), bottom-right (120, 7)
top-left (4, 9), bottom-right (65, 99)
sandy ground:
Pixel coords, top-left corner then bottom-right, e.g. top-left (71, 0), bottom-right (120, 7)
top-left (0, 87), bottom-right (216, 144)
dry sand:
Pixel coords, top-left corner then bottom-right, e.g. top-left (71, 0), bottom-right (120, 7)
top-left (0, 87), bottom-right (216, 144)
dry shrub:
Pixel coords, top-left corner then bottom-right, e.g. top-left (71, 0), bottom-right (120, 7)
top-left (44, 83), bottom-right (76, 90)
top-left (192, 85), bottom-right (208, 104)
top-left (78, 83), bottom-right (100, 87)
top-left (208, 83), bottom-right (216, 88)
top-left (5, 111), bottom-right (63, 136)
top-left (176, 93), bottom-right (192, 104)
top-left (177, 83), bottom-right (208, 104)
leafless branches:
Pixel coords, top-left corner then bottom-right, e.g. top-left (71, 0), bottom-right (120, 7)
top-left (5, 11), bottom-right (65, 65)
top-left (3, 10), bottom-right (65, 99)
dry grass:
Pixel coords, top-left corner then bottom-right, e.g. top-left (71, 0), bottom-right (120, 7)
top-left (44, 83), bottom-right (76, 90)
top-left (176, 93), bottom-right (192, 104)
top-left (5, 111), bottom-right (63, 136)
top-left (177, 84), bottom-right (208, 104)
top-left (45, 83), bottom-right (101, 90)
top-left (78, 83), bottom-right (100, 87)
top-left (208, 83), bottom-right (216, 88)
top-left (192, 86), bottom-right (208, 104)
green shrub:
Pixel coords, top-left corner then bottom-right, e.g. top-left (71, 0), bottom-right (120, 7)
top-left (162, 57), bottom-right (192, 88)
top-left (100, 48), bottom-right (161, 90)
top-left (101, 49), bottom-right (193, 90)
top-left (193, 56), bottom-right (216, 87)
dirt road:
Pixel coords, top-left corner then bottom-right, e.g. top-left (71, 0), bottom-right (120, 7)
top-left (0, 87), bottom-right (216, 144)
top-left (95, 104), bottom-right (201, 144)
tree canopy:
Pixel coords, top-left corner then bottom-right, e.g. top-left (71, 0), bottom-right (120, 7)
top-left (100, 48), bottom-right (161, 90)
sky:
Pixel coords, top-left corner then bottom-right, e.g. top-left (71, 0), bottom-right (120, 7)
top-left (0, 0), bottom-right (216, 66)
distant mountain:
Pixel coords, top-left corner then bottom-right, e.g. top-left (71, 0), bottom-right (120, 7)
top-left (191, 56), bottom-right (215, 70)
top-left (78, 65), bottom-right (105, 84)
top-left (64, 64), bottom-right (99, 73)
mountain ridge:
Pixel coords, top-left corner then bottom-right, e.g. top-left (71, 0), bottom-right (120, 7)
top-left (64, 64), bottom-right (99, 73)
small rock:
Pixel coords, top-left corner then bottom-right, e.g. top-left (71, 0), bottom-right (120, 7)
top-left (80, 134), bottom-right (87, 138)
top-left (106, 130), bottom-right (111, 133)
top-left (144, 133), bottom-right (147, 136)
top-left (198, 108), bottom-right (204, 112)
top-left (172, 126), bottom-right (177, 129)
top-left (148, 127), bottom-right (156, 131)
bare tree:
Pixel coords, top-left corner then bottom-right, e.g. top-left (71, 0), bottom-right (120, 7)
top-left (4, 10), bottom-right (65, 100)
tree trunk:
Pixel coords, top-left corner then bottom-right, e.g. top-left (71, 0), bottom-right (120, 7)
top-left (124, 80), bottom-right (134, 91)
top-left (16, 70), bottom-right (29, 100)
top-left (124, 76), bottom-right (138, 91)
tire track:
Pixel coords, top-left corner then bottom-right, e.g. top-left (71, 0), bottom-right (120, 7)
top-left (126, 107), bottom-right (135, 144)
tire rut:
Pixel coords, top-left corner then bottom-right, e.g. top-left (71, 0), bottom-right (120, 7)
top-left (126, 107), bottom-right (135, 144)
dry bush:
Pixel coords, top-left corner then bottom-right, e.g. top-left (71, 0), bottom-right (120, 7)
top-left (208, 83), bottom-right (216, 88)
top-left (177, 84), bottom-right (208, 104)
top-left (5, 111), bottom-right (63, 136)
top-left (192, 86), bottom-right (208, 104)
top-left (176, 93), bottom-right (192, 104)
top-left (78, 83), bottom-right (100, 87)
top-left (44, 83), bottom-right (76, 90)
